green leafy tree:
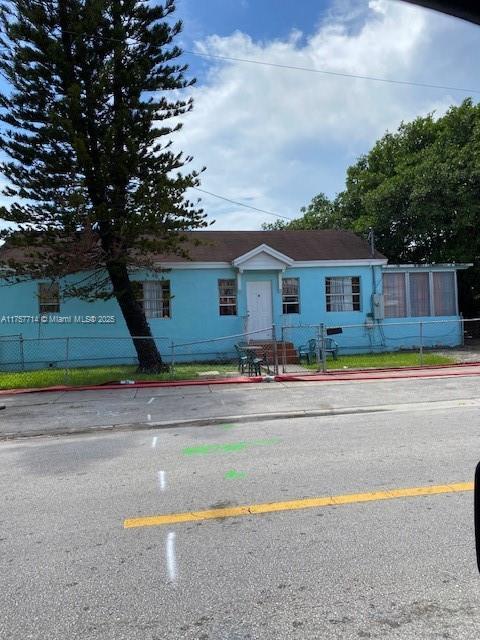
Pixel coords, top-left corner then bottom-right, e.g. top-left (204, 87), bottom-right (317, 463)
top-left (337, 99), bottom-right (480, 315)
top-left (286, 99), bottom-right (480, 314)
top-left (0, 0), bottom-right (207, 371)
top-left (261, 192), bottom-right (344, 230)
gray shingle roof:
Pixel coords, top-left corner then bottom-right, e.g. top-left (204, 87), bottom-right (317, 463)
top-left (0, 229), bottom-right (386, 266)
top-left (163, 230), bottom-right (386, 262)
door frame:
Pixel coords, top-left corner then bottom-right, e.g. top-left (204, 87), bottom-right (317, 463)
top-left (246, 280), bottom-right (273, 338)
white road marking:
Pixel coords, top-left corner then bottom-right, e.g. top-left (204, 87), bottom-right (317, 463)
top-left (166, 531), bottom-right (177, 583)
top-left (157, 470), bottom-right (166, 491)
top-left (147, 397), bottom-right (155, 405)
top-left (147, 414), bottom-right (151, 422)
top-left (151, 436), bottom-right (158, 448)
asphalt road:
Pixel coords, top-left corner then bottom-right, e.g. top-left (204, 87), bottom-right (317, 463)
top-left (1, 383), bottom-right (480, 639)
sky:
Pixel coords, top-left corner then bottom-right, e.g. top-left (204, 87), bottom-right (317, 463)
top-left (1, 0), bottom-right (480, 233)
top-left (169, 0), bottom-right (480, 229)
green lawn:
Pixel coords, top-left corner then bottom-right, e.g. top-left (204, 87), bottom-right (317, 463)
top-left (304, 351), bottom-right (456, 370)
top-left (0, 351), bottom-right (458, 390)
top-left (0, 363), bottom-right (235, 390)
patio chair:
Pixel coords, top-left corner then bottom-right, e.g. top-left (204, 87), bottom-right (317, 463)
top-left (322, 337), bottom-right (339, 360)
top-left (245, 348), bottom-right (266, 376)
top-left (298, 338), bottom-right (317, 364)
top-left (234, 344), bottom-right (248, 374)
top-left (298, 337), bottom-right (339, 363)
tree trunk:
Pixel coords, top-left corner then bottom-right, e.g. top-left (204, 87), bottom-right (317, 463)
top-left (107, 261), bottom-right (167, 373)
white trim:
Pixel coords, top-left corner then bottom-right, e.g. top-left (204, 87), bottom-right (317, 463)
top-left (405, 272), bottom-right (411, 318)
top-left (233, 244), bottom-right (294, 268)
top-left (295, 259), bottom-right (387, 267)
top-left (429, 271), bottom-right (435, 317)
top-left (454, 271), bottom-right (459, 315)
top-left (153, 258), bottom-right (387, 269)
top-left (2, 259), bottom-right (470, 274)
top-left (383, 263), bottom-right (472, 270)
top-left (153, 261), bottom-right (231, 269)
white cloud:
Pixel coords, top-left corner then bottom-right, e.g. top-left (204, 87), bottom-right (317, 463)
top-left (173, 0), bottom-right (480, 229)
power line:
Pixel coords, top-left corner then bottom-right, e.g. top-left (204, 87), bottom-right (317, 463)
top-left (185, 50), bottom-right (480, 96)
top-left (193, 187), bottom-right (293, 221)
top-left (1, 30), bottom-right (478, 95)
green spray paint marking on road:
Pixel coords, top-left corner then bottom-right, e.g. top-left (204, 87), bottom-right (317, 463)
top-left (182, 437), bottom-right (281, 456)
top-left (220, 424), bottom-right (235, 430)
top-left (224, 469), bottom-right (247, 480)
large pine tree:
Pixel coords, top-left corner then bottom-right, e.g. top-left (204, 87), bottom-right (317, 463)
top-left (0, 0), bottom-right (207, 371)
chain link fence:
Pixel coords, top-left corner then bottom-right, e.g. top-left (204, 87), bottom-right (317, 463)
top-left (1, 318), bottom-right (479, 390)
top-left (279, 318), bottom-right (480, 373)
top-left (0, 326), bottom-right (276, 390)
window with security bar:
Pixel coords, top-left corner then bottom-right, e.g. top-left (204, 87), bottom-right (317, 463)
top-left (140, 281), bottom-right (171, 319)
top-left (282, 278), bottom-right (300, 314)
top-left (218, 279), bottom-right (237, 315)
top-left (38, 282), bottom-right (60, 313)
top-left (325, 276), bottom-right (361, 312)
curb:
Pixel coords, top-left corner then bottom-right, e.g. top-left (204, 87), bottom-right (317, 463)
top-left (0, 375), bottom-right (263, 396)
top-left (0, 405), bottom-right (390, 441)
top-left (2, 362), bottom-right (480, 396)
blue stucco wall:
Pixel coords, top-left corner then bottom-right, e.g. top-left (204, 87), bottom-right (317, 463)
top-left (0, 263), bottom-right (463, 371)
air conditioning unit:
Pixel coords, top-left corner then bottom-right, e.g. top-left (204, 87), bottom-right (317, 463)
top-left (372, 294), bottom-right (384, 320)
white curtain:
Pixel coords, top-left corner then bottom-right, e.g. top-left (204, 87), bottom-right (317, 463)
top-left (329, 277), bottom-right (353, 311)
top-left (433, 272), bottom-right (456, 316)
top-left (409, 272), bottom-right (430, 317)
top-left (383, 273), bottom-right (406, 318)
top-left (142, 281), bottom-right (162, 318)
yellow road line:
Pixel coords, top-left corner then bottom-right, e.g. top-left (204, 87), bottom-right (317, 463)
top-left (123, 481), bottom-right (473, 529)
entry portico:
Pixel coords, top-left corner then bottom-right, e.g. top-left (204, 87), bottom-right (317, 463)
top-left (233, 244), bottom-right (295, 338)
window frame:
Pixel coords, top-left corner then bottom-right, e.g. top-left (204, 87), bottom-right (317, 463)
top-left (432, 271), bottom-right (457, 316)
top-left (408, 271), bottom-right (430, 318)
top-left (282, 277), bottom-right (300, 314)
top-left (38, 282), bottom-right (60, 314)
top-left (325, 276), bottom-right (361, 313)
top-left (383, 270), bottom-right (458, 318)
top-left (139, 280), bottom-right (171, 319)
top-left (218, 278), bottom-right (237, 316)
top-left (383, 272), bottom-right (407, 318)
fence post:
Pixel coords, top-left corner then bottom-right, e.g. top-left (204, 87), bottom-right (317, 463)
top-left (322, 323), bottom-right (328, 373)
top-left (282, 326), bottom-right (287, 374)
top-left (271, 324), bottom-right (278, 375)
top-left (419, 321), bottom-right (423, 367)
top-left (19, 334), bottom-right (25, 372)
top-left (64, 336), bottom-right (70, 384)
top-left (170, 340), bottom-right (175, 379)
top-left (315, 325), bottom-right (322, 371)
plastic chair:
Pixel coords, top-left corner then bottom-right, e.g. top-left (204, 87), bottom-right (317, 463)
top-left (234, 344), bottom-right (248, 374)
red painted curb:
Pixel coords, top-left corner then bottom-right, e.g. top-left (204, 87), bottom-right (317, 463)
top-left (0, 375), bottom-right (263, 396)
top-left (275, 363), bottom-right (480, 383)
top-left (1, 362), bottom-right (480, 396)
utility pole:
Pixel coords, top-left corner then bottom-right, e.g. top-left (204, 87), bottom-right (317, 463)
top-left (367, 227), bottom-right (375, 257)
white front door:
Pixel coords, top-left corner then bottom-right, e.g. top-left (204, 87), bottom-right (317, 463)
top-left (246, 281), bottom-right (273, 338)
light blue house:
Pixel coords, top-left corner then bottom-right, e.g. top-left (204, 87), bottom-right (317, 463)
top-left (0, 230), bottom-right (470, 370)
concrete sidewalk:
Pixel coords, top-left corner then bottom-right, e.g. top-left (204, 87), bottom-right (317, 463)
top-left (1, 374), bottom-right (480, 439)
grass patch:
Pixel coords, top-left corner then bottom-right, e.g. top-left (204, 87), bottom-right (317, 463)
top-left (0, 351), bottom-right (459, 390)
top-left (304, 351), bottom-right (456, 370)
top-left (0, 363), bottom-right (235, 390)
